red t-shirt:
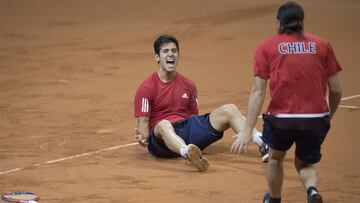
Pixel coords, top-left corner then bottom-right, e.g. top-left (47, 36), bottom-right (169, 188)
top-left (134, 72), bottom-right (198, 129)
top-left (254, 32), bottom-right (342, 115)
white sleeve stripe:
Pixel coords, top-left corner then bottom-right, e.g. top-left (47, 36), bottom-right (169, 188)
top-left (145, 98), bottom-right (147, 112)
top-left (141, 98), bottom-right (149, 113)
top-left (141, 98), bottom-right (144, 112)
top-left (142, 98), bottom-right (145, 112)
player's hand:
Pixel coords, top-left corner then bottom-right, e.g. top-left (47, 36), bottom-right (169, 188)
top-left (135, 128), bottom-right (149, 147)
top-left (231, 131), bottom-right (252, 155)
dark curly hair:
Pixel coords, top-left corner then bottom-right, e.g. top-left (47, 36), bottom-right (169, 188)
top-left (277, 2), bottom-right (304, 34)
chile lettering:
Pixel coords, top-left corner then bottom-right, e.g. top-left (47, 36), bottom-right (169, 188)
top-left (278, 42), bottom-right (316, 54)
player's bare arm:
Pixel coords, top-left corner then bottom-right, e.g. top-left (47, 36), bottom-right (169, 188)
top-left (136, 116), bottom-right (150, 147)
top-left (328, 75), bottom-right (342, 119)
top-left (231, 76), bottom-right (267, 154)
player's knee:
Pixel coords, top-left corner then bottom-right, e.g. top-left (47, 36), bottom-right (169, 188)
top-left (219, 104), bottom-right (239, 118)
top-left (269, 149), bottom-right (286, 162)
top-left (156, 119), bottom-right (172, 129)
top-left (295, 156), bottom-right (311, 171)
top-left (227, 103), bottom-right (238, 110)
top-left (154, 120), bottom-right (173, 138)
top-left (268, 157), bottom-right (282, 166)
top-left (269, 156), bottom-right (284, 164)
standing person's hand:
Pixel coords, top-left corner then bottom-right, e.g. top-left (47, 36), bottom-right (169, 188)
top-left (135, 128), bottom-right (149, 147)
top-left (231, 130), bottom-right (252, 155)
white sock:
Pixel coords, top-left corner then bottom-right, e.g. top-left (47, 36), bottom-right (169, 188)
top-left (252, 132), bottom-right (264, 147)
top-left (180, 146), bottom-right (188, 158)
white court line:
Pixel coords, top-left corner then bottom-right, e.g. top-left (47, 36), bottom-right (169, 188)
top-left (0, 142), bottom-right (138, 176)
top-left (339, 105), bottom-right (360, 109)
top-left (341, 94), bottom-right (360, 101)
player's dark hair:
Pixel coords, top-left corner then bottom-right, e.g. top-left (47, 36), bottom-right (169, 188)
top-left (154, 34), bottom-right (179, 55)
top-left (277, 2), bottom-right (304, 34)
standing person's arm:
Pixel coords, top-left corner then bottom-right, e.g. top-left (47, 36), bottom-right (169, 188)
top-left (231, 76), bottom-right (267, 154)
top-left (328, 75), bottom-right (342, 119)
top-left (135, 117), bottom-right (150, 147)
top-left (324, 42), bottom-right (342, 118)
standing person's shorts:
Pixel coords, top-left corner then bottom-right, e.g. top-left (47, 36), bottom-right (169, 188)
top-left (147, 113), bottom-right (224, 158)
top-left (261, 114), bottom-right (331, 164)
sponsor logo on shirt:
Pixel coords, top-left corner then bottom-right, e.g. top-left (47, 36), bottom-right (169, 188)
top-left (182, 92), bottom-right (189, 99)
top-left (278, 42), bottom-right (316, 54)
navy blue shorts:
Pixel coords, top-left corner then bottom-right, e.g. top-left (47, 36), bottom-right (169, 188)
top-left (262, 114), bottom-right (330, 164)
top-left (147, 113), bottom-right (224, 158)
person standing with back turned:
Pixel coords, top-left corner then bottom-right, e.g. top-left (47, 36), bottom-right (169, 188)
top-left (231, 2), bottom-right (342, 203)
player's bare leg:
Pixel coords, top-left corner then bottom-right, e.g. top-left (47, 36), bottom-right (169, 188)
top-left (154, 120), bottom-right (209, 171)
top-left (209, 104), bottom-right (266, 150)
top-left (267, 148), bottom-right (286, 199)
top-left (295, 156), bottom-right (318, 190)
top-left (154, 120), bottom-right (186, 153)
top-left (295, 156), bottom-right (323, 203)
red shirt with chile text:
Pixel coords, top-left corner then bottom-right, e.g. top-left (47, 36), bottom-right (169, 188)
top-left (253, 32), bottom-right (342, 115)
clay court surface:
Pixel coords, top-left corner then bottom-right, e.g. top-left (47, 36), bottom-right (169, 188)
top-left (0, 0), bottom-right (359, 202)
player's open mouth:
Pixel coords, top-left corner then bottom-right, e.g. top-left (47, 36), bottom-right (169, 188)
top-left (166, 60), bottom-right (175, 65)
